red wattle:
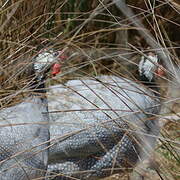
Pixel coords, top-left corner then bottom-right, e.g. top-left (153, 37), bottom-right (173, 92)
top-left (52, 63), bottom-right (61, 75)
top-left (156, 65), bottom-right (164, 76)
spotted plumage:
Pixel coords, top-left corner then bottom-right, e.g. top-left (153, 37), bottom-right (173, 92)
top-left (0, 50), bottom-right (61, 180)
top-left (47, 54), bottom-right (161, 180)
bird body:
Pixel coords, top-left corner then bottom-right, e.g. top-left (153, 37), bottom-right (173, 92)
top-left (0, 97), bottom-right (49, 179)
top-left (47, 73), bottom-right (161, 179)
top-left (0, 50), bottom-right (62, 179)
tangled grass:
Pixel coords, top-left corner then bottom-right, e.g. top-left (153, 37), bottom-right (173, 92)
top-left (0, 0), bottom-right (179, 179)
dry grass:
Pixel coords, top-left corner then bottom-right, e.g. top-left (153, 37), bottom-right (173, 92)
top-left (0, 0), bottom-right (179, 179)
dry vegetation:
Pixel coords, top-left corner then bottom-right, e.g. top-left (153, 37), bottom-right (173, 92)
top-left (0, 0), bottom-right (179, 179)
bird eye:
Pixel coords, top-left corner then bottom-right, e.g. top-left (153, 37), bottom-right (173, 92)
top-left (53, 52), bottom-right (59, 57)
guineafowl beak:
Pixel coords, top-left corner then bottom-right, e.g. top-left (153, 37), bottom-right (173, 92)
top-left (51, 50), bottom-right (67, 76)
top-left (51, 63), bottom-right (61, 76)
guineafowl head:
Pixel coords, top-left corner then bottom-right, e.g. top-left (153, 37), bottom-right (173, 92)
top-left (31, 49), bottom-right (67, 93)
top-left (33, 49), bottom-right (66, 80)
top-left (139, 52), bottom-right (164, 82)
